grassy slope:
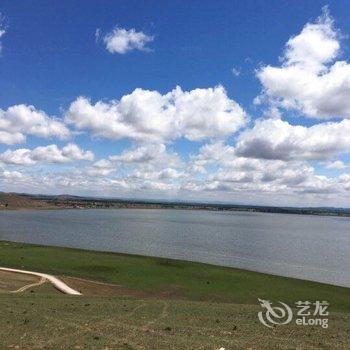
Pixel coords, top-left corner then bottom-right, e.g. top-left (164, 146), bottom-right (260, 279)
top-left (1, 241), bottom-right (349, 313)
top-left (0, 193), bottom-right (50, 209)
top-left (1, 294), bottom-right (349, 350)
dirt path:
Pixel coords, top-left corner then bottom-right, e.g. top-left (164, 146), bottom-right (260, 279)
top-left (0, 267), bottom-right (82, 295)
top-left (10, 276), bottom-right (46, 293)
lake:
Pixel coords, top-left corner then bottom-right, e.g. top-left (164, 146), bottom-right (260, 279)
top-left (0, 209), bottom-right (349, 287)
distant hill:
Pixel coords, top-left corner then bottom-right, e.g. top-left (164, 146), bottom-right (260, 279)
top-left (0, 192), bottom-right (49, 209)
top-left (1, 191), bottom-right (350, 216)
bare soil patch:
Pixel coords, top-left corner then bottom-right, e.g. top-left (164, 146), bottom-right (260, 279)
top-left (0, 270), bottom-right (41, 293)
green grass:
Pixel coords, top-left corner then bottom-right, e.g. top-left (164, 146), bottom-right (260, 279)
top-left (0, 240), bottom-right (349, 312)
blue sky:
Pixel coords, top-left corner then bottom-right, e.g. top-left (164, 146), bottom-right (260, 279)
top-left (3, 0), bottom-right (345, 112)
top-left (1, 1), bottom-right (350, 206)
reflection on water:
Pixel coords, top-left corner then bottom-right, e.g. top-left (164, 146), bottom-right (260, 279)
top-left (0, 209), bottom-right (349, 287)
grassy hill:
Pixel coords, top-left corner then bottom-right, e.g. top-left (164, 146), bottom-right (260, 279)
top-left (1, 294), bottom-right (349, 349)
top-left (0, 192), bottom-right (50, 209)
top-left (0, 241), bottom-right (349, 312)
top-left (0, 241), bottom-right (349, 349)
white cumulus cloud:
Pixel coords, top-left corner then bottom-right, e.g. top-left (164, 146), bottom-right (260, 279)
top-left (235, 118), bottom-right (350, 161)
top-left (0, 144), bottom-right (94, 166)
top-left (0, 104), bottom-right (70, 145)
top-left (65, 86), bottom-right (247, 143)
top-left (0, 14), bottom-right (6, 54)
top-left (0, 28), bottom-right (5, 54)
top-left (103, 27), bottom-right (153, 54)
top-left (257, 8), bottom-right (350, 119)
top-left (109, 143), bottom-right (177, 164)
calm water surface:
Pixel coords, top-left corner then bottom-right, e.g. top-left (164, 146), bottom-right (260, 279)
top-left (0, 209), bottom-right (349, 287)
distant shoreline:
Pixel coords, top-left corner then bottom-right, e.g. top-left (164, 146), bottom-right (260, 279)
top-left (2, 205), bottom-right (350, 219)
top-left (1, 192), bottom-right (350, 217)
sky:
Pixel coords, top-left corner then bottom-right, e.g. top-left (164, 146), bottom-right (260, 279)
top-left (1, 0), bottom-right (350, 207)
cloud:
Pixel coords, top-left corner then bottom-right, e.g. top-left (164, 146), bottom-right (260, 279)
top-left (110, 143), bottom-right (169, 164)
top-left (0, 168), bottom-right (24, 180)
top-left (86, 159), bottom-right (116, 176)
top-left (95, 28), bottom-right (101, 42)
top-left (2, 145), bottom-right (349, 207)
top-left (0, 104), bottom-right (70, 145)
top-left (65, 86), bottom-right (247, 143)
top-left (0, 29), bottom-right (5, 54)
top-left (111, 143), bottom-right (181, 169)
top-left (0, 14), bottom-right (6, 54)
top-left (0, 131), bottom-right (25, 145)
top-left (189, 140), bottom-right (316, 187)
top-left (325, 160), bottom-right (347, 169)
top-left (0, 144), bottom-right (94, 166)
top-left (181, 165), bottom-right (330, 196)
top-left (235, 118), bottom-right (350, 161)
top-left (130, 168), bottom-right (186, 181)
top-left (339, 173), bottom-right (350, 186)
top-left (103, 27), bottom-right (153, 54)
top-left (257, 8), bottom-right (350, 119)
top-left (231, 67), bottom-right (241, 76)
top-left (186, 158), bottom-right (338, 198)
top-left (283, 7), bottom-right (339, 71)
top-left (87, 143), bottom-right (181, 177)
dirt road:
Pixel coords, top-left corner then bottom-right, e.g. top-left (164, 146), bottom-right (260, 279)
top-left (0, 267), bottom-right (82, 295)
